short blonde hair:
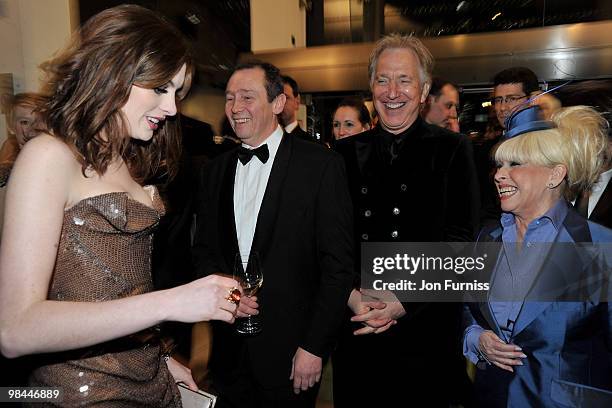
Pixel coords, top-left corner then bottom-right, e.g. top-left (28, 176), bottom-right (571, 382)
top-left (368, 33), bottom-right (434, 88)
top-left (495, 105), bottom-right (608, 200)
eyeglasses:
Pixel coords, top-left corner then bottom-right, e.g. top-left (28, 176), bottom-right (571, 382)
top-left (491, 95), bottom-right (528, 105)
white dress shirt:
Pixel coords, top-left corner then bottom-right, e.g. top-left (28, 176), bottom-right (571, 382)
top-left (589, 168), bottom-right (612, 217)
top-left (284, 120), bottom-right (298, 134)
top-left (234, 125), bottom-right (283, 256)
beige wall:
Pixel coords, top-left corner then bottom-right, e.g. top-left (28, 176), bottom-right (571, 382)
top-left (251, 0), bottom-right (306, 53)
top-left (0, 0), bottom-right (74, 237)
top-left (19, 0), bottom-right (75, 91)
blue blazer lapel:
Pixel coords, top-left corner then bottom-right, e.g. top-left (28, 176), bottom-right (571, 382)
top-left (221, 152), bottom-right (240, 270)
top-left (477, 226), bottom-right (507, 340)
top-left (511, 208), bottom-right (593, 339)
top-left (250, 133), bottom-right (291, 265)
top-left (565, 204), bottom-right (593, 243)
top-left (479, 300), bottom-right (507, 341)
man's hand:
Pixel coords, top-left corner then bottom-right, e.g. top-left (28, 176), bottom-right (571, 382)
top-left (349, 289), bottom-right (405, 335)
top-left (236, 295), bottom-right (259, 318)
top-left (289, 347), bottom-right (322, 394)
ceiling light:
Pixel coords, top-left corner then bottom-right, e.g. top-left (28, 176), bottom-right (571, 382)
top-left (492, 12), bottom-right (501, 21)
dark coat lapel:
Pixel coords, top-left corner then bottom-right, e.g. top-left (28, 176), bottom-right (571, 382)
top-left (355, 135), bottom-right (375, 176)
top-left (220, 151), bottom-right (240, 270)
top-left (250, 133), bottom-right (292, 265)
top-left (590, 179), bottom-right (612, 228)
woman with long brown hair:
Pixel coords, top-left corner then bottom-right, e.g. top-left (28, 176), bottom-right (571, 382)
top-left (0, 5), bottom-right (237, 406)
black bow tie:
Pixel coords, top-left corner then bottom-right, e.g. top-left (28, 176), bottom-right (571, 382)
top-left (238, 144), bottom-right (269, 165)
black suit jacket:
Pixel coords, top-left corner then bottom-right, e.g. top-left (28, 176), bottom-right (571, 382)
top-left (193, 133), bottom-right (354, 388)
top-left (288, 125), bottom-right (314, 143)
top-left (333, 118), bottom-right (480, 405)
top-left (335, 118), bottom-right (480, 244)
top-left (590, 177), bottom-right (612, 229)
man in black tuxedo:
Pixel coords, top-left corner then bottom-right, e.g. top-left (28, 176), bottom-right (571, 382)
top-left (334, 34), bottom-right (479, 407)
top-left (574, 137), bottom-right (612, 228)
top-left (280, 75), bottom-right (312, 142)
top-left (193, 62), bottom-right (354, 408)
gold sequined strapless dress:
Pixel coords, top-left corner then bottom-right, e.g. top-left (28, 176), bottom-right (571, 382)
top-left (28, 188), bottom-right (181, 407)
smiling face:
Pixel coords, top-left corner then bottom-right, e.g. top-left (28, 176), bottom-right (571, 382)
top-left (225, 67), bottom-right (285, 147)
top-left (121, 64), bottom-right (186, 142)
top-left (494, 161), bottom-right (560, 222)
top-left (332, 106), bottom-right (370, 139)
top-left (371, 48), bottom-right (430, 135)
top-left (423, 84), bottom-right (459, 129)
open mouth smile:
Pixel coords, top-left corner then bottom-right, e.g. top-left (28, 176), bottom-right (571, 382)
top-left (498, 185), bottom-right (518, 200)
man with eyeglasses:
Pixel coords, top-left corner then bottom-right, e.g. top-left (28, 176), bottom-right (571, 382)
top-left (491, 67), bottom-right (540, 129)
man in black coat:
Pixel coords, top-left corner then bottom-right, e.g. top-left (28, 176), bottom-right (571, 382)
top-left (280, 75), bottom-right (313, 142)
top-left (192, 62), bottom-right (354, 408)
top-left (334, 34), bottom-right (480, 407)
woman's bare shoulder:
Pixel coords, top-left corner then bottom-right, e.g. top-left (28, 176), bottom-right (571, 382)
top-left (17, 134), bottom-right (80, 171)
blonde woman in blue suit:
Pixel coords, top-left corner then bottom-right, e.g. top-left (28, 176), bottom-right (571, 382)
top-left (464, 105), bottom-right (612, 407)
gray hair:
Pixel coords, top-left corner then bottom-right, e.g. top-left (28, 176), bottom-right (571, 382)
top-left (368, 33), bottom-right (434, 88)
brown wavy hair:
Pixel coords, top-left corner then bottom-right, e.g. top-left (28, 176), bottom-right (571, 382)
top-left (40, 4), bottom-right (194, 182)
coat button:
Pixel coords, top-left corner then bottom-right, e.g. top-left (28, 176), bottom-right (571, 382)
top-left (364, 210), bottom-right (372, 217)
top-left (361, 187), bottom-right (368, 194)
top-left (391, 231), bottom-right (398, 238)
top-left (400, 184), bottom-right (407, 192)
top-left (392, 207), bottom-right (400, 215)
top-left (361, 234), bottom-right (369, 240)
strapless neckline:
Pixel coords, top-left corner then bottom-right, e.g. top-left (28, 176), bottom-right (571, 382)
top-left (65, 185), bottom-right (163, 214)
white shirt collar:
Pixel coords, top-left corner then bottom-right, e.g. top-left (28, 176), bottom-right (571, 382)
top-left (284, 120), bottom-right (298, 134)
top-left (240, 125), bottom-right (283, 164)
top-left (593, 168), bottom-right (612, 193)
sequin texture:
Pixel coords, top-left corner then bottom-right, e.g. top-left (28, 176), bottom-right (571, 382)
top-left (28, 189), bottom-right (181, 407)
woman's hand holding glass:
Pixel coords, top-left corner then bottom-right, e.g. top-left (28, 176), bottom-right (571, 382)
top-left (167, 275), bottom-right (238, 324)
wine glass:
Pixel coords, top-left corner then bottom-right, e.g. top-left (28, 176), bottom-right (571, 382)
top-left (234, 251), bottom-right (263, 335)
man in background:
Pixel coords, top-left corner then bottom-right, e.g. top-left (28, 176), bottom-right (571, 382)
top-left (492, 67), bottom-right (540, 129)
top-left (280, 75), bottom-right (312, 141)
top-left (421, 77), bottom-right (460, 132)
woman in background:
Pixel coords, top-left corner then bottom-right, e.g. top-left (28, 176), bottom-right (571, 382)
top-left (0, 5), bottom-right (237, 406)
top-left (332, 96), bottom-right (371, 140)
top-left (0, 92), bottom-right (46, 186)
